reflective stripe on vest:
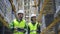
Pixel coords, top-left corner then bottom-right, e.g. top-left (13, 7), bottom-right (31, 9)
top-left (28, 22), bottom-right (38, 34)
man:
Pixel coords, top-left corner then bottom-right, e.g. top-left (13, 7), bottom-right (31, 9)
top-left (9, 10), bottom-right (27, 34)
top-left (28, 14), bottom-right (41, 34)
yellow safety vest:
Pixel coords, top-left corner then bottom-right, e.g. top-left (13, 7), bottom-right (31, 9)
top-left (28, 22), bottom-right (38, 34)
top-left (13, 19), bottom-right (26, 34)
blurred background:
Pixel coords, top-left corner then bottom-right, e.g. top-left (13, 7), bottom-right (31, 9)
top-left (0, 0), bottom-right (60, 34)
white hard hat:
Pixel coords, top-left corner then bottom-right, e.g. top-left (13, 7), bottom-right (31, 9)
top-left (17, 10), bottom-right (24, 14)
top-left (31, 14), bottom-right (36, 17)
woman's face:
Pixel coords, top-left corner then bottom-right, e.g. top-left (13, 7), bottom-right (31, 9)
top-left (31, 16), bottom-right (36, 22)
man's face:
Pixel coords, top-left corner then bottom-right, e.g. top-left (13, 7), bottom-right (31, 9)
top-left (31, 16), bottom-right (36, 23)
top-left (17, 13), bottom-right (23, 20)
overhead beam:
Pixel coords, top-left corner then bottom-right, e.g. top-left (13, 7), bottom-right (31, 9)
top-left (40, 18), bottom-right (60, 34)
top-left (37, 0), bottom-right (54, 22)
top-left (9, 0), bottom-right (16, 14)
top-left (9, 0), bottom-right (17, 18)
top-left (37, 0), bottom-right (47, 22)
top-left (0, 14), bottom-right (9, 27)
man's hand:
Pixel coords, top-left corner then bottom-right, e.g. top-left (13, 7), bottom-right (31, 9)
top-left (14, 27), bottom-right (18, 31)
